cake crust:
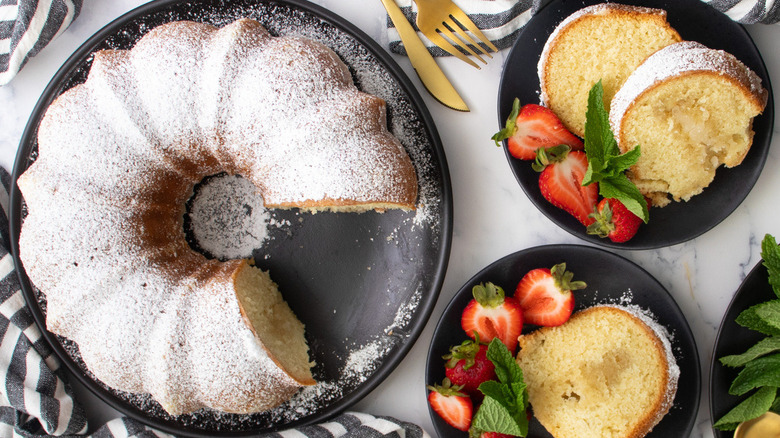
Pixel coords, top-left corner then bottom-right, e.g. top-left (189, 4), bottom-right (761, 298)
top-left (17, 18), bottom-right (417, 415)
top-left (515, 305), bottom-right (679, 438)
top-left (538, 3), bottom-right (681, 137)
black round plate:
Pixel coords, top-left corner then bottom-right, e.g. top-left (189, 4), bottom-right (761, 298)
top-left (425, 244), bottom-right (700, 437)
top-left (497, 0), bottom-right (774, 250)
top-left (8, 0), bottom-right (452, 436)
top-left (710, 259), bottom-right (776, 437)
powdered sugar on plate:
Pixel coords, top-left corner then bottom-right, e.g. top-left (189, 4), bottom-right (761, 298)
top-left (24, 0), bottom-right (448, 434)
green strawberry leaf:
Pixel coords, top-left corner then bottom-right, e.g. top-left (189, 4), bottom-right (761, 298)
top-left (714, 386), bottom-right (777, 431)
top-left (492, 98), bottom-right (521, 146)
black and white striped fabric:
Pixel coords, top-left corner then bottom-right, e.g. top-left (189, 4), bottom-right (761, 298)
top-left (0, 166), bottom-right (427, 436)
top-left (387, 0), bottom-right (779, 57)
top-left (0, 0), bottom-right (82, 86)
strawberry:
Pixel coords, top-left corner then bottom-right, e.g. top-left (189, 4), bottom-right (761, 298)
top-left (443, 336), bottom-right (496, 399)
top-left (534, 145), bottom-right (598, 226)
top-left (492, 98), bottom-right (583, 160)
top-left (514, 263), bottom-right (586, 327)
top-left (427, 378), bottom-right (473, 431)
top-left (461, 282), bottom-right (523, 353)
top-left (587, 197), bottom-right (646, 243)
top-left (479, 432), bottom-right (516, 438)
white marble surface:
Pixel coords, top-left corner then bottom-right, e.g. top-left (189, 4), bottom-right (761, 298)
top-left (0, 1), bottom-right (777, 437)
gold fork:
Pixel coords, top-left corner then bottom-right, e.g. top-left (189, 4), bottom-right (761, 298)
top-left (414, 0), bottom-right (499, 69)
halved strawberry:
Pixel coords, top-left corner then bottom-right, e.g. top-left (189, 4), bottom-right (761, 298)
top-left (443, 336), bottom-right (496, 400)
top-left (587, 197), bottom-right (646, 243)
top-left (514, 263), bottom-right (586, 327)
top-left (428, 378), bottom-right (473, 431)
top-left (492, 98), bottom-right (584, 160)
top-left (535, 145), bottom-right (598, 226)
top-left (461, 282), bottom-right (523, 353)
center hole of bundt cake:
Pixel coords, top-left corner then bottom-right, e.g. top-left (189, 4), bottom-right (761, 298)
top-left (184, 173), bottom-right (270, 261)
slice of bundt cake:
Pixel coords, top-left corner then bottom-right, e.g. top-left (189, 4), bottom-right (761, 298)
top-left (609, 41), bottom-right (769, 206)
top-left (515, 305), bottom-right (679, 438)
top-left (538, 3), bottom-right (681, 137)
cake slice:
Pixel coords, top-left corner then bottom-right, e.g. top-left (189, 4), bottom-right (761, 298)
top-left (515, 305), bottom-right (679, 438)
top-left (609, 41), bottom-right (769, 206)
top-left (538, 3), bottom-right (681, 137)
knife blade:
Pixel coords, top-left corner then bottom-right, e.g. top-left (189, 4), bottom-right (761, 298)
top-left (380, 0), bottom-right (469, 112)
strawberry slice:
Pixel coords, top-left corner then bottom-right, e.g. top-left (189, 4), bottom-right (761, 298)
top-left (461, 282), bottom-right (523, 353)
top-left (492, 98), bottom-right (584, 160)
top-left (514, 263), bottom-right (586, 327)
top-left (587, 197), bottom-right (647, 243)
top-left (535, 145), bottom-right (598, 226)
top-left (443, 336), bottom-right (496, 400)
top-left (427, 378), bottom-right (473, 431)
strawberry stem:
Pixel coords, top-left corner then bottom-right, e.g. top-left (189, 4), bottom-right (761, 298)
top-left (551, 263), bottom-right (587, 291)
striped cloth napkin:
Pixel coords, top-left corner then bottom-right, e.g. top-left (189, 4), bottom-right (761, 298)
top-left (387, 0), bottom-right (780, 56)
top-left (0, 166), bottom-right (428, 437)
top-left (0, 0), bottom-right (82, 86)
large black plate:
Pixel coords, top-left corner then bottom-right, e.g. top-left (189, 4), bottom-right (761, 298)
top-left (8, 0), bottom-right (452, 436)
top-left (710, 258), bottom-right (777, 437)
top-left (497, 0), bottom-right (774, 250)
top-left (426, 244), bottom-right (700, 437)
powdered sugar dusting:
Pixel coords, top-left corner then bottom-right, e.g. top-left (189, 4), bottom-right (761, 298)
top-left (188, 174), bottom-right (270, 260)
top-left (20, 1), bottom-right (446, 433)
top-left (609, 41), bottom-right (769, 140)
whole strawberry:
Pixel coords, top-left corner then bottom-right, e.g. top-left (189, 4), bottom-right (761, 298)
top-left (428, 378), bottom-right (473, 431)
top-left (492, 98), bottom-right (583, 160)
top-left (443, 337), bottom-right (496, 400)
top-left (534, 145), bottom-right (598, 227)
top-left (461, 282), bottom-right (523, 353)
top-left (587, 198), bottom-right (645, 243)
top-left (514, 263), bottom-right (586, 327)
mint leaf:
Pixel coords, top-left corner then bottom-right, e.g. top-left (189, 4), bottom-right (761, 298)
top-left (714, 386), bottom-right (777, 431)
top-left (488, 337), bottom-right (522, 384)
top-left (729, 353), bottom-right (780, 396)
top-left (720, 337), bottom-right (780, 367)
top-left (737, 303), bottom-right (780, 336)
top-left (472, 339), bottom-right (530, 437)
top-left (581, 81), bottom-right (648, 223)
top-left (472, 396), bottom-right (527, 437)
top-left (762, 234), bottom-right (780, 299)
top-left (598, 175), bottom-right (648, 222)
top-left (755, 301), bottom-right (780, 331)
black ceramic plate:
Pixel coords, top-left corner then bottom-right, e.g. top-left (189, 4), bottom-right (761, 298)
top-left (497, 0), bottom-right (774, 250)
top-left (710, 259), bottom-right (776, 437)
top-left (426, 244), bottom-right (700, 437)
top-left (8, 1), bottom-right (452, 436)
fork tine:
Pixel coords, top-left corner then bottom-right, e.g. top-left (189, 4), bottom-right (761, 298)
top-left (424, 30), bottom-right (481, 69)
top-left (442, 18), bottom-right (492, 59)
top-left (438, 21), bottom-right (487, 64)
top-left (450, 8), bottom-right (499, 52)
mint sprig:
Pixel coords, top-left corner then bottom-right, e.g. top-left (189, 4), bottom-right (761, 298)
top-left (715, 234), bottom-right (780, 431)
top-left (581, 80), bottom-right (648, 223)
top-left (470, 338), bottom-right (530, 437)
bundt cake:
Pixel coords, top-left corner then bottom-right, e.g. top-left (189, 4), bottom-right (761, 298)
top-left (538, 3), bottom-right (681, 137)
top-left (610, 41), bottom-right (769, 206)
top-left (17, 18), bottom-right (417, 415)
top-left (515, 305), bottom-right (679, 438)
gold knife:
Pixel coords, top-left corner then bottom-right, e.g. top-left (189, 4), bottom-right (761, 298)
top-left (380, 0), bottom-right (469, 112)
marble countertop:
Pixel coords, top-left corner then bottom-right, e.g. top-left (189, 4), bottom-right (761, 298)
top-left (1, 1), bottom-right (777, 437)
